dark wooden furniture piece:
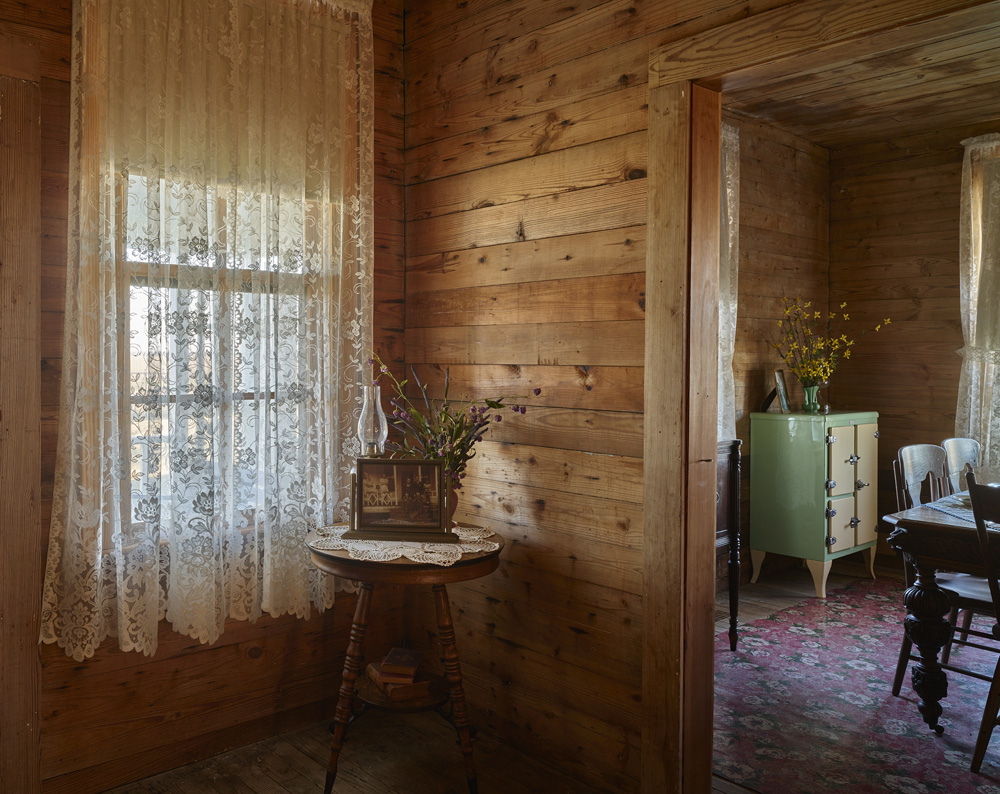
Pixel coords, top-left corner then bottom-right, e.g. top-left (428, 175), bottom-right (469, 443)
top-left (717, 439), bottom-right (742, 650)
top-left (966, 474), bottom-right (1000, 772)
top-left (882, 500), bottom-right (1000, 740)
top-left (307, 532), bottom-right (504, 794)
top-left (890, 444), bottom-right (982, 686)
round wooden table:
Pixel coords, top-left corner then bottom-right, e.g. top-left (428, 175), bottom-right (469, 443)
top-left (307, 527), bottom-right (504, 794)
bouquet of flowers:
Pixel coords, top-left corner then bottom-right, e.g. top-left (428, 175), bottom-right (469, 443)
top-left (772, 296), bottom-right (889, 386)
top-left (370, 355), bottom-right (540, 490)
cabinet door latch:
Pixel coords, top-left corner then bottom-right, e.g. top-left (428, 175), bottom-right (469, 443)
top-left (850, 516), bottom-right (861, 528)
top-left (825, 507), bottom-right (837, 519)
top-left (849, 453), bottom-right (860, 465)
top-left (825, 536), bottom-right (837, 547)
top-left (826, 435), bottom-right (837, 445)
top-left (856, 479), bottom-right (870, 490)
top-left (825, 479), bottom-right (837, 491)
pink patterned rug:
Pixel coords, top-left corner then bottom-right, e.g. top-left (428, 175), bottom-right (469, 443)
top-left (714, 576), bottom-right (1000, 793)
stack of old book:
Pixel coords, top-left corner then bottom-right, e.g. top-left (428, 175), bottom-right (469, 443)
top-left (365, 647), bottom-right (433, 702)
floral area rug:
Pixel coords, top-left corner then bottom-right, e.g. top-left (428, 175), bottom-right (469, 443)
top-left (714, 576), bottom-right (1000, 793)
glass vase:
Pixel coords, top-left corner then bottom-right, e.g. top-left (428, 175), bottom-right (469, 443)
top-left (357, 383), bottom-right (388, 457)
top-left (802, 384), bottom-right (820, 415)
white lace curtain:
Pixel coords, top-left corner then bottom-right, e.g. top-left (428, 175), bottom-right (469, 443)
top-left (41, 0), bottom-right (374, 661)
top-left (718, 123), bottom-right (740, 441)
top-left (957, 133), bottom-right (1000, 482)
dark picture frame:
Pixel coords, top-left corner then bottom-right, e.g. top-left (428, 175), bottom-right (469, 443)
top-left (773, 369), bottom-right (790, 413)
top-left (342, 458), bottom-right (458, 542)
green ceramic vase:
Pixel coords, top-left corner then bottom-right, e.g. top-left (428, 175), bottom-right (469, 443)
top-left (802, 384), bottom-right (820, 414)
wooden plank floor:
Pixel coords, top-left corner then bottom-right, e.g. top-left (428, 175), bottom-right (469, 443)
top-left (103, 558), bottom-right (896, 794)
top-left (102, 707), bottom-right (611, 794)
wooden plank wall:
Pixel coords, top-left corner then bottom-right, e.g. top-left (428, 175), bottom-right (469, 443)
top-left (827, 124), bottom-right (996, 521)
top-left (400, 2), bottom-right (799, 790)
top-left (0, 30), bottom-right (43, 794)
top-left (13, 1), bottom-right (408, 792)
top-left (725, 112), bottom-right (830, 582)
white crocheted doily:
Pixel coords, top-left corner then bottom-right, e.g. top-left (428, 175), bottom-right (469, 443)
top-left (308, 524), bottom-right (498, 566)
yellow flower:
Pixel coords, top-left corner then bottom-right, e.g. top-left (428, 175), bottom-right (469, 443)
top-left (843, 313), bottom-right (849, 320)
top-left (844, 350), bottom-right (851, 359)
top-left (840, 302), bottom-right (847, 309)
top-left (876, 324), bottom-right (881, 332)
top-left (884, 318), bottom-right (891, 325)
top-left (814, 311), bottom-right (820, 319)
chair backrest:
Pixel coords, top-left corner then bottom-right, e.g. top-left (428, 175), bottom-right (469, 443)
top-left (943, 437), bottom-right (981, 494)
top-left (967, 472), bottom-right (1000, 632)
top-left (895, 444), bottom-right (948, 509)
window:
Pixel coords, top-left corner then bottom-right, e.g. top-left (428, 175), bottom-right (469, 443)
top-left (41, 0), bottom-right (374, 662)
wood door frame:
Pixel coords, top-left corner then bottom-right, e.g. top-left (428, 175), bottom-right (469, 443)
top-left (641, 1), bottom-right (995, 791)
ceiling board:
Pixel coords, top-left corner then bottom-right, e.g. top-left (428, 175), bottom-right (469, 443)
top-left (721, 5), bottom-right (1000, 148)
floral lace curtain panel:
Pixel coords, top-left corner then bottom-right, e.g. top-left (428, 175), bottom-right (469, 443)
top-left (40, 0), bottom-right (375, 661)
top-left (958, 133), bottom-right (1000, 483)
top-left (718, 123), bottom-right (739, 441)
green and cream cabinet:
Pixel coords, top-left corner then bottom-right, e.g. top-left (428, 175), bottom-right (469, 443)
top-left (748, 411), bottom-right (879, 598)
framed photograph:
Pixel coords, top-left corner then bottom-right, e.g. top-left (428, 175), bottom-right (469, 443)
top-left (773, 370), bottom-right (790, 413)
top-left (342, 458), bottom-right (458, 542)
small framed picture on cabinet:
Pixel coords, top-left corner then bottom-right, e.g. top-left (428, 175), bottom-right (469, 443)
top-left (773, 370), bottom-right (790, 413)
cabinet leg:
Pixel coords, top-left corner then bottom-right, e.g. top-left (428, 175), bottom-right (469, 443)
top-left (325, 582), bottom-right (373, 794)
top-left (750, 549), bottom-right (765, 584)
top-left (863, 546), bottom-right (877, 579)
top-left (806, 559), bottom-right (833, 598)
top-left (433, 583), bottom-right (478, 794)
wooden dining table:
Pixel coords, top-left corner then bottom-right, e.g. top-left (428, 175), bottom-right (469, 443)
top-left (881, 492), bottom-right (1000, 735)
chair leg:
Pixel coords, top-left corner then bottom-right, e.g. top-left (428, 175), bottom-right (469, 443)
top-left (893, 632), bottom-right (913, 697)
top-left (971, 658), bottom-right (1000, 772)
top-left (959, 608), bottom-right (974, 642)
top-left (942, 606), bottom-right (960, 664)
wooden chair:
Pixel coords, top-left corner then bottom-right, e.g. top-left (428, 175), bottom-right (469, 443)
top-left (944, 437), bottom-right (981, 495)
top-left (892, 444), bottom-right (988, 692)
top-left (966, 472), bottom-right (1000, 772)
top-left (894, 444), bottom-right (949, 509)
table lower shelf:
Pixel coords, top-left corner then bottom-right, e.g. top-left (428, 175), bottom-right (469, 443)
top-left (355, 673), bottom-right (449, 713)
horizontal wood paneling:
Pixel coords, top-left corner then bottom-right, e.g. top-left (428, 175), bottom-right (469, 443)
top-left (408, 272), bottom-right (646, 328)
top-left (411, 363), bottom-right (644, 412)
top-left (406, 320), bottom-right (645, 367)
top-left (401, 4), bottom-right (820, 790)
top-left (829, 125), bottom-right (971, 521)
top-left (406, 225), bottom-right (645, 293)
top-left (405, 84), bottom-right (650, 186)
top-left (407, 178), bottom-right (647, 257)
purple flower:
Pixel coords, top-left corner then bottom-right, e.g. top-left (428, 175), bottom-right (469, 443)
top-left (519, 406), bottom-right (526, 414)
top-left (367, 357), bottom-right (373, 365)
top-left (533, 387), bottom-right (541, 396)
top-left (511, 405), bottom-right (519, 412)
top-left (495, 415), bottom-right (502, 422)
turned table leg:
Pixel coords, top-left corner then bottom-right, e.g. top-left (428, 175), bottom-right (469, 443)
top-left (903, 564), bottom-right (953, 735)
top-left (433, 583), bottom-right (478, 794)
top-left (727, 508), bottom-right (740, 651)
top-left (325, 581), bottom-right (374, 794)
